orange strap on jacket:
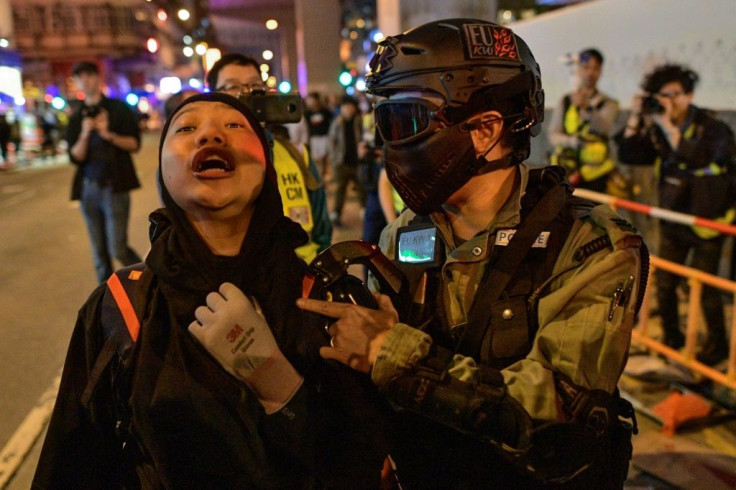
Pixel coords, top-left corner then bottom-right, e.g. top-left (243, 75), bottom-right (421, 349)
top-left (106, 272), bottom-right (141, 342)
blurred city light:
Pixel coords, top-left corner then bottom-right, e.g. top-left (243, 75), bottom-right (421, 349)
top-left (338, 70), bottom-right (353, 87)
top-left (146, 37), bottom-right (159, 54)
top-left (51, 97), bottom-right (66, 110)
top-left (278, 81), bottom-right (291, 93)
top-left (125, 93), bottom-right (139, 106)
top-left (195, 43), bottom-right (208, 55)
top-left (266, 19), bottom-right (278, 30)
top-left (189, 78), bottom-right (202, 89)
top-left (177, 9), bottom-right (191, 21)
top-left (160, 77), bottom-right (182, 95)
top-left (262, 50), bottom-right (274, 60)
top-left (203, 48), bottom-right (222, 72)
top-left (157, 9), bottom-right (167, 21)
top-left (138, 97), bottom-right (150, 114)
top-left (183, 35), bottom-right (193, 45)
top-left (183, 46), bottom-right (194, 57)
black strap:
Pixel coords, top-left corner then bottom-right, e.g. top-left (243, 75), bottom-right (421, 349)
top-left (80, 338), bottom-right (118, 408)
top-left (456, 182), bottom-right (569, 357)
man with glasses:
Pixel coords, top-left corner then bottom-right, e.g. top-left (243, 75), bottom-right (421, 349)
top-left (206, 53), bottom-right (331, 262)
top-left (618, 64), bottom-right (736, 365)
top-left (296, 18), bottom-right (646, 488)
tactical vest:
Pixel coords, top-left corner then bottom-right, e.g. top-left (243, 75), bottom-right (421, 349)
top-left (396, 167), bottom-right (624, 370)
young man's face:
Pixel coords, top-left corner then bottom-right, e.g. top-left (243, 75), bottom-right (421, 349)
top-left (73, 71), bottom-right (101, 98)
top-left (305, 95), bottom-right (319, 110)
top-left (576, 57), bottom-right (602, 90)
top-left (161, 101), bottom-right (266, 221)
top-left (340, 102), bottom-right (357, 119)
top-left (214, 64), bottom-right (264, 96)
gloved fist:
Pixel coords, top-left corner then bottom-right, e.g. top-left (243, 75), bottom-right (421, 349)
top-left (189, 282), bottom-right (302, 413)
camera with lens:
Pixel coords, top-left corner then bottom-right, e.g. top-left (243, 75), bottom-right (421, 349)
top-left (641, 95), bottom-right (664, 115)
top-left (238, 91), bottom-right (303, 124)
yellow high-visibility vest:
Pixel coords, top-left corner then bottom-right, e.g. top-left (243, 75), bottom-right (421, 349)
top-left (272, 139), bottom-right (320, 262)
top-left (552, 102), bottom-right (615, 182)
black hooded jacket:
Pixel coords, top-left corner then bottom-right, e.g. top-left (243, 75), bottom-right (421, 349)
top-left (33, 93), bottom-right (388, 489)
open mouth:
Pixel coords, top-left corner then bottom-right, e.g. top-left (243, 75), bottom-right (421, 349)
top-left (191, 148), bottom-right (235, 175)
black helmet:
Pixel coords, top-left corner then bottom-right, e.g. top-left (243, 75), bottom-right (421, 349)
top-left (366, 18), bottom-right (544, 136)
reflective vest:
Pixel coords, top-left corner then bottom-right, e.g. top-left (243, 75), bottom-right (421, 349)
top-left (550, 96), bottom-right (615, 182)
top-left (272, 139), bottom-right (320, 262)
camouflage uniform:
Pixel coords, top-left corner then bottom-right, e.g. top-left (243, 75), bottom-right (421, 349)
top-left (373, 163), bottom-right (643, 425)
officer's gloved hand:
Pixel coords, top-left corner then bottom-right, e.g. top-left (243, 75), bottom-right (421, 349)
top-left (188, 282), bottom-right (303, 414)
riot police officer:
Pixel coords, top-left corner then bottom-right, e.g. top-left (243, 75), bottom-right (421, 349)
top-left (301, 19), bottom-right (645, 488)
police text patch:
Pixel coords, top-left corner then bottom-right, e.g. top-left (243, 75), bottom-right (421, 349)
top-left (495, 229), bottom-right (550, 248)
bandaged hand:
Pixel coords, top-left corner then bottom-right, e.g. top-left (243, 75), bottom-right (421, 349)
top-left (188, 282), bottom-right (303, 414)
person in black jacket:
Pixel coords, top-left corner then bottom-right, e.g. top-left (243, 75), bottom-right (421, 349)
top-left (33, 92), bottom-right (387, 489)
top-left (617, 64), bottom-right (736, 365)
top-left (67, 61), bottom-right (142, 283)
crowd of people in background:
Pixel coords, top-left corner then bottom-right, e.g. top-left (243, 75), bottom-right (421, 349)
top-left (4, 48), bottom-right (734, 368)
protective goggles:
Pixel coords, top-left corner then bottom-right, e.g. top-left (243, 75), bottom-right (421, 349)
top-left (374, 98), bottom-right (448, 145)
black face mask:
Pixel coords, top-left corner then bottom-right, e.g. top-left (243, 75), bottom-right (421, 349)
top-left (383, 123), bottom-right (512, 215)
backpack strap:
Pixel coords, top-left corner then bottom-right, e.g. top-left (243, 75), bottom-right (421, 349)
top-left (81, 263), bottom-right (149, 408)
top-left (106, 270), bottom-right (142, 342)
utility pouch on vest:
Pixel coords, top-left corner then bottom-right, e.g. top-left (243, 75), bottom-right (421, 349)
top-left (481, 276), bottom-right (533, 366)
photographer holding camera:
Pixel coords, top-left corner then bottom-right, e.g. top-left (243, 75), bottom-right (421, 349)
top-left (617, 64), bottom-right (736, 365)
top-left (67, 61), bottom-right (142, 283)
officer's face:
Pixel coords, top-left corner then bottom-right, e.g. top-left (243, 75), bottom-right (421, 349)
top-left (161, 101), bottom-right (266, 222)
